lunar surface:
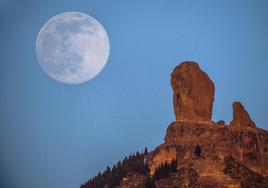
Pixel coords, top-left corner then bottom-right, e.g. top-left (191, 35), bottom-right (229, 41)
top-left (36, 12), bottom-right (110, 84)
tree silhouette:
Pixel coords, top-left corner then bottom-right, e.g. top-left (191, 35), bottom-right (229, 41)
top-left (152, 158), bottom-right (177, 181)
top-left (144, 147), bottom-right (148, 155)
top-left (145, 176), bottom-right (156, 188)
top-left (194, 144), bottom-right (202, 158)
top-left (81, 147), bottom-right (149, 188)
top-left (81, 149), bottom-right (178, 188)
top-left (170, 158), bottom-right (178, 172)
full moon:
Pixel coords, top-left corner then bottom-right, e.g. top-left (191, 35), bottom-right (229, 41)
top-left (36, 12), bottom-right (110, 84)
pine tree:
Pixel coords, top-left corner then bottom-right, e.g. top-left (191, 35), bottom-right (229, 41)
top-left (162, 162), bottom-right (170, 178)
top-left (170, 158), bottom-right (177, 172)
top-left (194, 144), bottom-right (202, 158)
top-left (145, 177), bottom-right (156, 188)
top-left (144, 147), bottom-right (148, 155)
top-left (81, 148), bottom-right (150, 188)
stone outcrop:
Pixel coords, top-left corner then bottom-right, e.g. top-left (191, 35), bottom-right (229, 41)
top-left (84, 61), bottom-right (268, 188)
top-left (148, 61), bottom-right (268, 187)
top-left (150, 120), bottom-right (268, 175)
top-left (153, 156), bottom-right (268, 188)
top-left (223, 155), bottom-right (268, 188)
top-left (230, 102), bottom-right (256, 130)
top-left (171, 62), bottom-right (215, 121)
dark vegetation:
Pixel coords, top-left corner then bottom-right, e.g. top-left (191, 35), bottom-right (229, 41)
top-left (145, 158), bottom-right (177, 188)
top-left (81, 148), bottom-right (178, 188)
top-left (81, 148), bottom-right (149, 188)
top-left (194, 144), bottom-right (202, 158)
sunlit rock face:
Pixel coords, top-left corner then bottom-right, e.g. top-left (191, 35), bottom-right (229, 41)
top-left (171, 61), bottom-right (215, 122)
top-left (149, 61), bottom-right (268, 178)
top-left (159, 120), bottom-right (268, 175)
top-left (148, 144), bottom-right (177, 175)
top-left (229, 101), bottom-right (268, 174)
top-left (230, 101), bottom-right (256, 130)
top-left (86, 61), bottom-right (268, 188)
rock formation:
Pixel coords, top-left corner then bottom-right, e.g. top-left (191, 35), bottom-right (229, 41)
top-left (171, 62), bottom-right (214, 121)
top-left (230, 101), bottom-right (256, 130)
top-left (148, 61), bottom-right (268, 187)
top-left (82, 61), bottom-right (268, 188)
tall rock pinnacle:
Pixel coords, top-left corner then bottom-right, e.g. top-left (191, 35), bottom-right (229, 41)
top-left (230, 102), bottom-right (256, 130)
top-left (171, 61), bottom-right (215, 121)
top-left (83, 61), bottom-right (268, 188)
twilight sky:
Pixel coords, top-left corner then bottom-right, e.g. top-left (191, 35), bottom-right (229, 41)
top-left (1, 0), bottom-right (268, 187)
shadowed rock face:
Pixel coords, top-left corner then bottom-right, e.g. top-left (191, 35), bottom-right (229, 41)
top-left (171, 62), bottom-right (215, 121)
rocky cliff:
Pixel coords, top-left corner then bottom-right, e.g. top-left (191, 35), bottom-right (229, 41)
top-left (82, 61), bottom-right (268, 188)
top-left (171, 62), bottom-right (214, 122)
top-left (148, 61), bottom-right (268, 187)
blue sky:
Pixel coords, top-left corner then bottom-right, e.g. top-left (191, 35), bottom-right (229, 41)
top-left (1, 0), bottom-right (268, 187)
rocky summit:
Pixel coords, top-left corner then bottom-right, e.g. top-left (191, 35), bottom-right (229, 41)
top-left (171, 62), bottom-right (214, 122)
top-left (81, 61), bottom-right (268, 188)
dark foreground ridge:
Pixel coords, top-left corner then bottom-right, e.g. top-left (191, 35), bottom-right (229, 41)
top-left (81, 61), bottom-right (268, 188)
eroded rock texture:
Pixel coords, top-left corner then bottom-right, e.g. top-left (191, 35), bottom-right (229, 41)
top-left (230, 101), bottom-right (256, 130)
top-left (85, 61), bottom-right (268, 188)
top-left (149, 120), bottom-right (268, 175)
top-left (171, 61), bottom-right (215, 121)
top-left (148, 61), bottom-right (268, 187)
